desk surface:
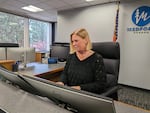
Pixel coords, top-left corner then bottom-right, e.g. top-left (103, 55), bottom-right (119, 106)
top-left (0, 81), bottom-right (149, 113)
top-left (0, 81), bottom-right (72, 113)
top-left (18, 62), bottom-right (65, 77)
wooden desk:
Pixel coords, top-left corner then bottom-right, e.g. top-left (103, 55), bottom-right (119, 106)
top-left (18, 62), bottom-right (65, 82)
top-left (0, 60), bottom-right (15, 71)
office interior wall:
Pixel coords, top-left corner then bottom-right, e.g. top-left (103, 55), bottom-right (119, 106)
top-left (118, 0), bottom-right (150, 90)
top-left (56, 3), bottom-right (117, 42)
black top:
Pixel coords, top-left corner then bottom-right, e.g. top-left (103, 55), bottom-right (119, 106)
top-left (60, 52), bottom-right (107, 94)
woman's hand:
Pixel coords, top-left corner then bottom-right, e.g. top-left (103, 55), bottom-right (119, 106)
top-left (56, 82), bottom-right (81, 90)
top-left (55, 82), bottom-right (64, 85)
top-left (71, 86), bottom-right (81, 90)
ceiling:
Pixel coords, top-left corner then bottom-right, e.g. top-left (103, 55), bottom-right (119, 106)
top-left (0, 0), bottom-right (119, 22)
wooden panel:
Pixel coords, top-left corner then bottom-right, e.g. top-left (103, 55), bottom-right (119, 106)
top-left (0, 60), bottom-right (15, 71)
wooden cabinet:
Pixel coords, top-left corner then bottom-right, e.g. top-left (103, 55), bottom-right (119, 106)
top-left (35, 52), bottom-right (42, 62)
top-left (35, 52), bottom-right (46, 62)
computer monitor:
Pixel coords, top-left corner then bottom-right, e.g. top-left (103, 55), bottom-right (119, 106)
top-left (0, 48), bottom-right (6, 60)
top-left (21, 75), bottom-right (116, 113)
top-left (7, 47), bottom-right (25, 62)
top-left (7, 47), bottom-right (35, 63)
top-left (25, 47), bottom-right (36, 63)
top-left (50, 45), bottom-right (69, 62)
top-left (0, 43), bottom-right (19, 47)
top-left (0, 66), bottom-right (41, 95)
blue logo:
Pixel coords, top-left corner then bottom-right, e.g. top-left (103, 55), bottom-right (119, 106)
top-left (132, 6), bottom-right (150, 26)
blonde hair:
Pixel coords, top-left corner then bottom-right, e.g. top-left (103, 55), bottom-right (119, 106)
top-left (70, 28), bottom-right (92, 54)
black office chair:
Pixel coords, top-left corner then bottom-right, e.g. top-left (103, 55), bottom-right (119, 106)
top-left (92, 42), bottom-right (120, 99)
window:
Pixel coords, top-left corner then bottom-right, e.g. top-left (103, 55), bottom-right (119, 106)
top-left (0, 11), bottom-right (52, 51)
top-left (29, 19), bottom-right (51, 52)
top-left (0, 12), bottom-right (24, 46)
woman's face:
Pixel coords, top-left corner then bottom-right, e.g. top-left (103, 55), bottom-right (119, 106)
top-left (71, 34), bottom-right (87, 52)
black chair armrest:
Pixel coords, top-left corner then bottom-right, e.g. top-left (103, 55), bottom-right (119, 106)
top-left (101, 86), bottom-right (119, 97)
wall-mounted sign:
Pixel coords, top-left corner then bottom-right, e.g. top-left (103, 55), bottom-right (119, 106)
top-left (127, 6), bottom-right (150, 33)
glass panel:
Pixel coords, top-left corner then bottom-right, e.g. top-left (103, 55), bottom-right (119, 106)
top-left (0, 12), bottom-right (24, 47)
top-left (29, 19), bottom-right (50, 52)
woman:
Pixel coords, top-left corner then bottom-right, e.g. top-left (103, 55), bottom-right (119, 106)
top-left (57, 28), bottom-right (106, 94)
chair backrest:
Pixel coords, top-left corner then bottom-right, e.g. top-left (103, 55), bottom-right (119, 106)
top-left (92, 42), bottom-right (120, 89)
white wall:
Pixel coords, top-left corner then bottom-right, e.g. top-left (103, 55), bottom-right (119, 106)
top-left (56, 3), bottom-right (117, 42)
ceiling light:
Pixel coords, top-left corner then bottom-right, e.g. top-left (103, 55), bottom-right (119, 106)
top-left (22, 5), bottom-right (44, 12)
top-left (86, 0), bottom-right (95, 2)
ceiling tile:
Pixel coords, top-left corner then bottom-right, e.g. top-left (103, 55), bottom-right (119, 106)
top-left (45, 0), bottom-right (67, 9)
top-left (0, 0), bottom-right (6, 3)
top-left (0, 0), bottom-right (116, 22)
top-left (16, 0), bottom-right (41, 4)
top-left (4, 0), bottom-right (27, 8)
top-left (61, 0), bottom-right (86, 4)
top-left (69, 2), bottom-right (90, 9)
